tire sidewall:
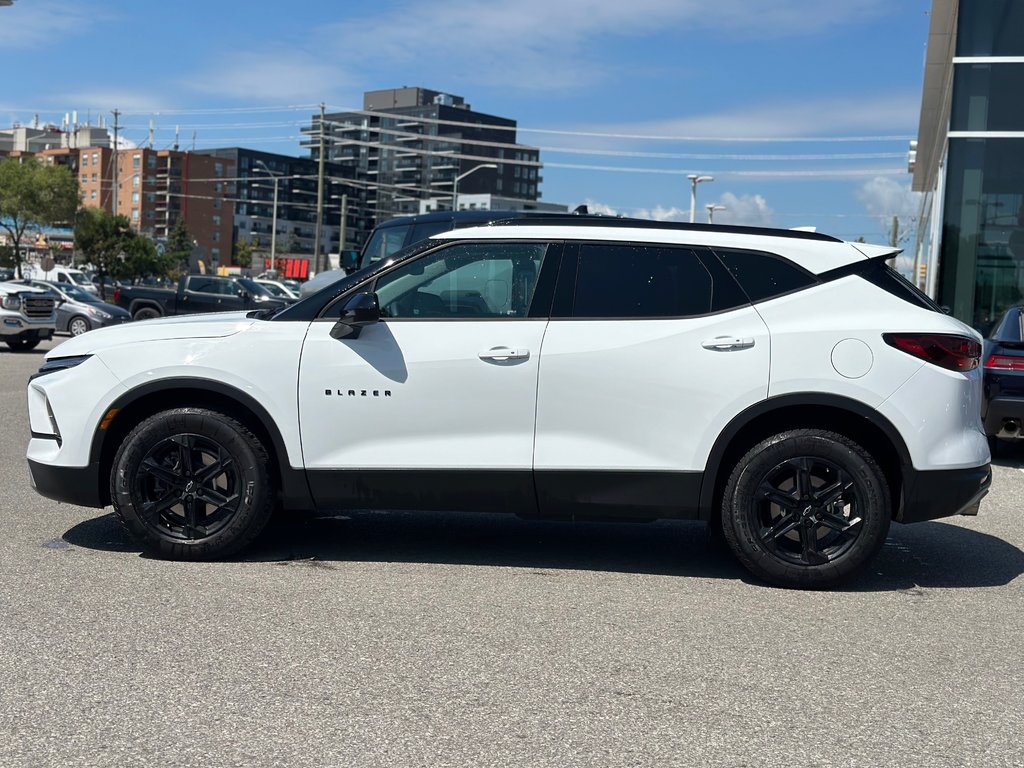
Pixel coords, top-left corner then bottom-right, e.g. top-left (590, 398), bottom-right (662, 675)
top-left (722, 430), bottom-right (891, 588)
top-left (111, 408), bottom-right (272, 559)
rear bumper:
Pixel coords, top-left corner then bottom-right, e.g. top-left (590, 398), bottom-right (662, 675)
top-left (898, 463), bottom-right (992, 524)
top-left (982, 396), bottom-right (1024, 438)
top-left (27, 458), bottom-right (105, 508)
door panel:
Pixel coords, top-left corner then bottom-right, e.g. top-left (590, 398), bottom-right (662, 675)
top-left (534, 309), bottom-right (770, 473)
top-left (297, 239), bottom-right (559, 513)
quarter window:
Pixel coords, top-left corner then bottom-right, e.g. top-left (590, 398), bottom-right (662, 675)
top-left (374, 242), bottom-right (550, 319)
top-left (571, 244), bottom-right (716, 318)
top-left (713, 249), bottom-right (817, 302)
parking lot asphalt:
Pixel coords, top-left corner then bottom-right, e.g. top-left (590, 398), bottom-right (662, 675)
top-left (1, 337), bottom-right (1022, 767)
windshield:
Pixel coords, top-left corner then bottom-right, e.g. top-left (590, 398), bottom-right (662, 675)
top-left (56, 283), bottom-right (102, 303)
top-left (68, 271), bottom-right (91, 285)
top-left (360, 224), bottom-right (411, 269)
top-left (258, 282), bottom-right (290, 298)
top-left (236, 277), bottom-right (275, 298)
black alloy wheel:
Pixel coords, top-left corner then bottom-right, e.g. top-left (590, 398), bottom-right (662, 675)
top-left (752, 456), bottom-right (862, 567)
top-left (721, 429), bottom-right (890, 588)
top-left (111, 408), bottom-right (274, 560)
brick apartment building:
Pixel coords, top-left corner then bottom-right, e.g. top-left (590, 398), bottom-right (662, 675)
top-left (78, 147), bottom-right (235, 266)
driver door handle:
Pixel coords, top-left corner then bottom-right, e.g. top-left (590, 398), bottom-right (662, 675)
top-left (479, 346), bottom-right (530, 361)
top-left (701, 336), bottom-right (755, 351)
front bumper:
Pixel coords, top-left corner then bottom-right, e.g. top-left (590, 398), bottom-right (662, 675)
top-left (27, 458), bottom-right (106, 508)
top-left (898, 463), bottom-right (992, 524)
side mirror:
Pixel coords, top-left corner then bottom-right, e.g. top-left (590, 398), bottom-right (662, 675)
top-left (343, 250), bottom-right (360, 272)
top-left (330, 291), bottom-right (380, 340)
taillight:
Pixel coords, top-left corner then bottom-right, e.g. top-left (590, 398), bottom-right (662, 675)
top-left (985, 354), bottom-right (1024, 371)
top-left (113, 287), bottom-right (121, 303)
top-left (883, 333), bottom-right (981, 372)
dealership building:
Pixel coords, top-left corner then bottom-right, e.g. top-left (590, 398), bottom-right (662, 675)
top-left (913, 0), bottom-right (1024, 332)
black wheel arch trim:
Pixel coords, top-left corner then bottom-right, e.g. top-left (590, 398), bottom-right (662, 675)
top-left (90, 377), bottom-right (313, 509)
top-left (698, 392), bottom-right (912, 520)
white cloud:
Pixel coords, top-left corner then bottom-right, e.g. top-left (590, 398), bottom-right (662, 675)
top-left (183, 51), bottom-right (355, 104)
top-left (0, 1), bottom-right (98, 48)
top-left (544, 94), bottom-right (920, 149)
top-left (581, 193), bottom-right (774, 226)
top-left (856, 176), bottom-right (920, 219)
top-left (318, 0), bottom-right (894, 93)
top-left (711, 193), bottom-right (775, 226)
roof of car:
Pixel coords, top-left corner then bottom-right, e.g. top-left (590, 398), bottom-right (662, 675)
top-left (435, 222), bottom-right (869, 274)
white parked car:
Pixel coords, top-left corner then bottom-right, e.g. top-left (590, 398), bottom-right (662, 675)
top-left (24, 265), bottom-right (98, 295)
top-left (254, 279), bottom-right (298, 300)
top-left (25, 219), bottom-right (991, 587)
top-left (1, 281), bottom-right (56, 350)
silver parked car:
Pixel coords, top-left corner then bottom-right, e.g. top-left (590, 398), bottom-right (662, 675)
top-left (25, 280), bottom-right (131, 336)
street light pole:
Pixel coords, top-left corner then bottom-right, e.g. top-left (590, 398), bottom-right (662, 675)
top-left (452, 163), bottom-right (497, 212)
top-left (687, 174), bottom-right (714, 224)
top-left (254, 160), bottom-right (280, 266)
top-left (706, 204), bottom-right (726, 224)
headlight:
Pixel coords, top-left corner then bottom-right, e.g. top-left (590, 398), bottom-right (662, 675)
top-left (2, 295), bottom-right (20, 310)
top-left (89, 308), bottom-right (112, 319)
top-left (30, 355), bottom-right (93, 380)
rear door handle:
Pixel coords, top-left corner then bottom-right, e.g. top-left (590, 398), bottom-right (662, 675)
top-left (479, 346), bottom-right (530, 361)
top-left (701, 336), bottom-right (755, 351)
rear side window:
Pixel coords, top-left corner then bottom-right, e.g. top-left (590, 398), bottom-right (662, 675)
top-left (859, 260), bottom-right (943, 312)
top-left (714, 249), bottom-right (817, 302)
top-left (572, 244), bottom-right (714, 318)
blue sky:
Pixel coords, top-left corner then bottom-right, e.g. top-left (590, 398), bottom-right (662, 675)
top-left (1, 0), bottom-right (931, 244)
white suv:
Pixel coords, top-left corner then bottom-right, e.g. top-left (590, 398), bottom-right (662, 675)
top-left (25, 219), bottom-right (991, 587)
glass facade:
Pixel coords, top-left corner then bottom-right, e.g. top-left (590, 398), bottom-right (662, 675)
top-left (936, 1), bottom-right (1024, 334)
top-left (940, 139), bottom-right (1024, 332)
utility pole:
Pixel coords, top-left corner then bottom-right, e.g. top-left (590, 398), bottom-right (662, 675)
top-left (313, 102), bottom-right (326, 273)
top-left (338, 193), bottom-right (348, 256)
top-left (111, 109), bottom-right (120, 216)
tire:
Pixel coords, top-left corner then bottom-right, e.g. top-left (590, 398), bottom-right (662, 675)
top-left (68, 315), bottom-right (91, 336)
top-left (133, 306), bottom-right (161, 321)
top-left (721, 429), bottom-right (891, 589)
top-left (5, 338), bottom-right (40, 351)
top-left (110, 408), bottom-right (275, 560)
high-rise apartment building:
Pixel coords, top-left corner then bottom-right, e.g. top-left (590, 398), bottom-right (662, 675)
top-left (195, 147), bottom-right (369, 262)
top-left (78, 147), bottom-right (235, 266)
top-left (309, 87), bottom-right (543, 222)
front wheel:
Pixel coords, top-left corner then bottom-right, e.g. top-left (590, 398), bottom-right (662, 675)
top-left (721, 429), bottom-right (891, 589)
top-left (68, 315), bottom-right (91, 336)
top-left (111, 408), bottom-right (275, 560)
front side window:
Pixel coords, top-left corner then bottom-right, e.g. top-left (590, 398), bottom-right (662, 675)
top-left (572, 244), bottom-right (716, 318)
top-left (374, 242), bottom-right (549, 319)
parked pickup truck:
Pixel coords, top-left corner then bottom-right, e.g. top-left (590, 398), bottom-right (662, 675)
top-left (0, 280), bottom-right (56, 350)
top-left (113, 275), bottom-right (291, 320)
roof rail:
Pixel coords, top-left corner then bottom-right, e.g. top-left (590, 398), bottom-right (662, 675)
top-left (482, 215), bottom-right (843, 243)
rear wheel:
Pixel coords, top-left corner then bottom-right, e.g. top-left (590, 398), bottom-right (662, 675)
top-left (721, 429), bottom-right (890, 588)
top-left (111, 408), bottom-right (275, 560)
top-left (68, 315), bottom-right (91, 336)
top-left (133, 306), bottom-right (160, 321)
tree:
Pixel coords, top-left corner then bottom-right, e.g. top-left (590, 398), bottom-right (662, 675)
top-left (166, 218), bottom-right (193, 274)
top-left (0, 157), bottom-right (79, 278)
top-left (77, 209), bottom-right (174, 295)
top-left (234, 240), bottom-right (254, 271)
